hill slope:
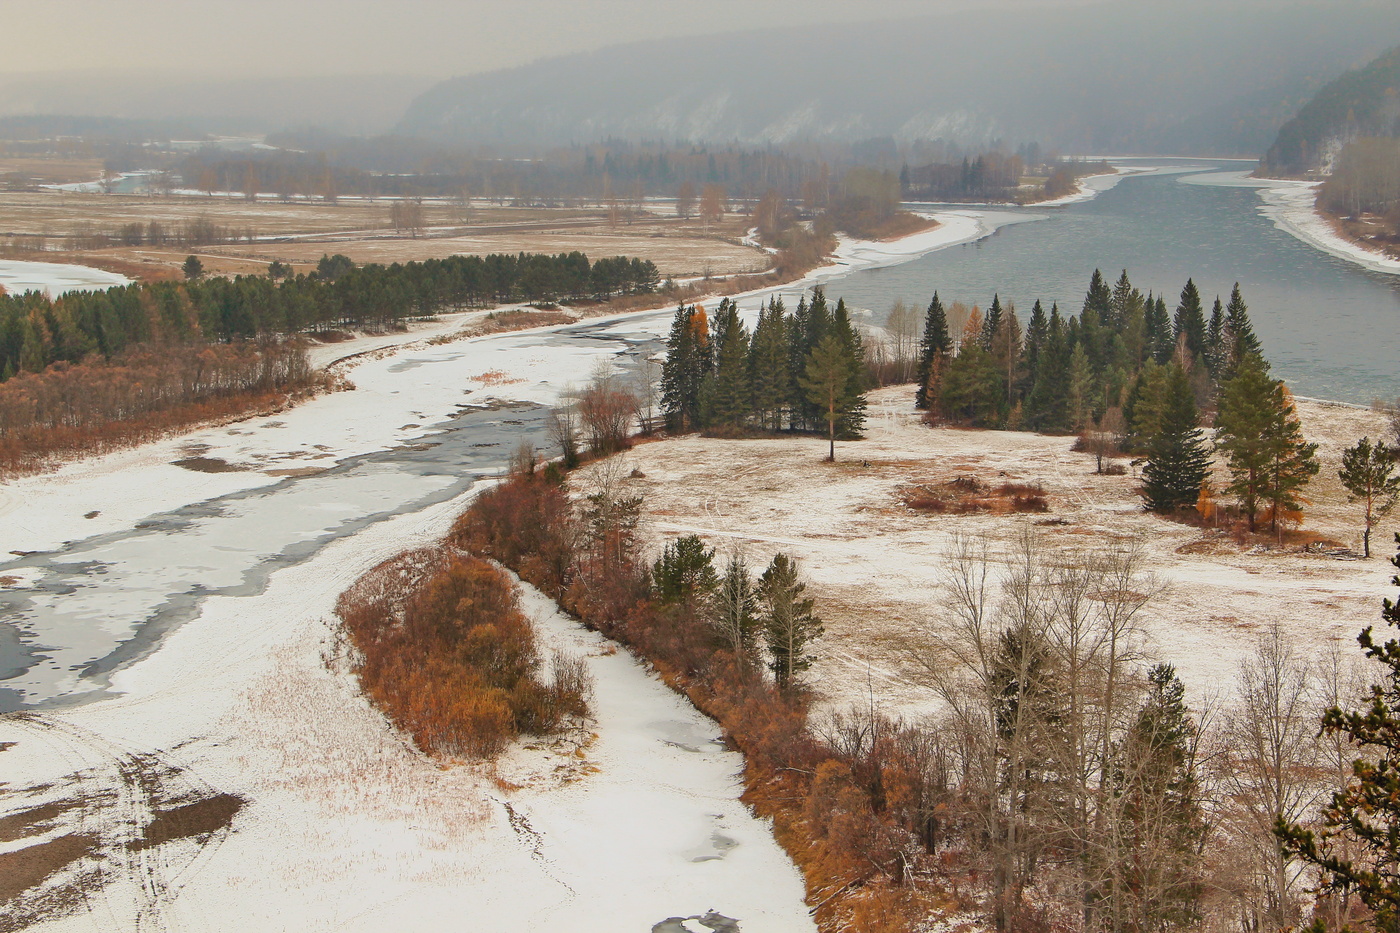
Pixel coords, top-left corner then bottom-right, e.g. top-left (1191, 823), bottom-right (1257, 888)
top-left (1261, 45), bottom-right (1400, 176)
top-left (399, 4), bottom-right (1400, 155)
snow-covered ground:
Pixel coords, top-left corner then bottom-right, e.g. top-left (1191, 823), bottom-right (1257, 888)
top-left (609, 388), bottom-right (1398, 722)
top-left (1183, 169), bottom-right (1400, 276)
top-left (2, 216), bottom-right (1022, 929)
top-left (0, 259), bottom-right (130, 298)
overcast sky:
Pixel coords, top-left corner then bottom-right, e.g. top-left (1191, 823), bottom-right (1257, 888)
top-left (0, 0), bottom-right (1142, 79)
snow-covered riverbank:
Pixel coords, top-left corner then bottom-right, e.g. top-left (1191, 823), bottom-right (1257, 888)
top-left (1183, 169), bottom-right (1400, 276)
top-left (0, 259), bottom-right (129, 298)
top-left (2, 212), bottom-right (1023, 930)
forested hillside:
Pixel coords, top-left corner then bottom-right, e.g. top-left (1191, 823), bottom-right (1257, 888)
top-left (401, 6), bottom-right (1400, 156)
top-left (1260, 44), bottom-right (1400, 177)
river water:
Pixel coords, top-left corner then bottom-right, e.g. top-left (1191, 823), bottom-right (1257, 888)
top-left (2, 160), bottom-right (1398, 709)
top-left (839, 159), bottom-right (1400, 405)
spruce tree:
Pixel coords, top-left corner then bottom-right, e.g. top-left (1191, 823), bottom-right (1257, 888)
top-left (1339, 436), bottom-right (1400, 558)
top-left (1215, 354), bottom-right (1318, 533)
top-left (1278, 535), bottom-right (1400, 927)
top-left (749, 297), bottom-right (790, 431)
top-left (1149, 294), bottom-right (1174, 365)
top-left (704, 298), bottom-right (752, 431)
top-left (831, 298), bottom-right (868, 438)
top-left (1223, 282), bottom-right (1262, 377)
top-left (1141, 365), bottom-right (1212, 513)
top-left (801, 334), bottom-right (856, 460)
top-left (915, 292), bottom-right (951, 410)
top-left (652, 535), bottom-right (719, 608)
top-left (981, 293), bottom-right (1003, 351)
top-left (758, 553), bottom-right (823, 690)
top-left (1173, 279), bottom-right (1208, 363)
top-left (660, 303), bottom-right (711, 430)
top-left (1024, 299), bottom-right (1048, 389)
top-left (1027, 303), bottom-right (1070, 431)
top-left (1206, 296), bottom-right (1225, 380)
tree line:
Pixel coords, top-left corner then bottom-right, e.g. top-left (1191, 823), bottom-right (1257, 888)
top-left (0, 251), bottom-right (660, 381)
top-left (660, 290), bottom-right (868, 458)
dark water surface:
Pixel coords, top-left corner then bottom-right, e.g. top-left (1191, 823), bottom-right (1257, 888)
top-left (840, 161), bottom-right (1400, 405)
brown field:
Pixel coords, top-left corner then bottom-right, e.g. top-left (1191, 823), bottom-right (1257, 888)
top-left (0, 188), bottom-right (770, 281)
top-left (0, 156), bottom-right (107, 185)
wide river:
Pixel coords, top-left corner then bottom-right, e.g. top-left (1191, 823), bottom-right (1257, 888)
top-left (2, 159), bottom-right (1398, 709)
top-left (844, 159), bottom-right (1400, 405)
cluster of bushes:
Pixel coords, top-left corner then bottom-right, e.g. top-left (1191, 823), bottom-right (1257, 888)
top-left (0, 341), bottom-right (315, 475)
top-left (450, 461), bottom-right (957, 929)
top-left (0, 250), bottom-right (660, 381)
top-left (336, 547), bottom-right (592, 759)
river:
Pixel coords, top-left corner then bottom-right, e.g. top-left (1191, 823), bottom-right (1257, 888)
top-left (2, 159), bottom-right (1398, 710)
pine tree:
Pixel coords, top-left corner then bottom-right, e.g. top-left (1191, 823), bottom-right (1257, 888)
top-left (1278, 535), bottom-right (1400, 928)
top-left (1114, 663), bottom-right (1206, 931)
top-left (915, 292), bottom-right (951, 410)
top-left (1149, 294), bottom-right (1174, 365)
top-left (1067, 344), bottom-right (1094, 431)
top-left (653, 534), bottom-right (720, 608)
top-left (1141, 365), bottom-right (1213, 513)
top-left (1339, 436), bottom-right (1400, 558)
top-left (1214, 354), bottom-right (1319, 533)
top-left (758, 553), bottom-right (823, 690)
top-left (1223, 282), bottom-right (1263, 377)
top-left (831, 298), bottom-right (868, 438)
top-left (1027, 303), bottom-right (1070, 431)
top-left (704, 298), bottom-right (751, 431)
top-left (749, 297), bottom-right (790, 431)
top-left (981, 293), bottom-right (1004, 351)
top-left (1173, 279), bottom-right (1207, 363)
top-left (1206, 296), bottom-right (1225, 380)
top-left (801, 334), bottom-right (856, 461)
top-left (660, 303), bottom-right (712, 430)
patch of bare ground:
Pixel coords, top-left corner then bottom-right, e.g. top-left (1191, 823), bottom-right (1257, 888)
top-left (607, 388), bottom-right (1397, 719)
top-left (1320, 206), bottom-right (1400, 260)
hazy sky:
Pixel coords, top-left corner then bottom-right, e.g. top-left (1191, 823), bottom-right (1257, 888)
top-left (0, 0), bottom-right (1124, 78)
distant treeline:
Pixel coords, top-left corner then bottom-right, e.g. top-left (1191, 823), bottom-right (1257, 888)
top-left (901, 155), bottom-right (1113, 202)
top-left (0, 251), bottom-right (660, 381)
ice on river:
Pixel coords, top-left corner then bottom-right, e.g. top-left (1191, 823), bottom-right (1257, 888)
top-left (0, 259), bottom-right (129, 297)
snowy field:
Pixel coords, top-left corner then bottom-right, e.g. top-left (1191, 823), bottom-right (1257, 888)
top-left (0, 260), bottom-right (129, 298)
top-left (609, 388), bottom-right (1398, 722)
top-left (2, 216), bottom-right (1037, 930)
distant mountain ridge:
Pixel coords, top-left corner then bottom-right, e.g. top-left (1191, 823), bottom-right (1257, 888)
top-left (1260, 45), bottom-right (1400, 176)
top-left (398, 5), bottom-right (1400, 155)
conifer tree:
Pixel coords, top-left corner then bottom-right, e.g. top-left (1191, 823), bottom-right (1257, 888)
top-left (1339, 436), bottom-right (1400, 558)
top-left (1278, 535), bottom-right (1400, 927)
top-left (660, 303), bottom-right (711, 430)
top-left (1206, 296), bottom-right (1226, 380)
top-left (981, 293), bottom-right (1004, 351)
top-left (652, 534), bottom-right (719, 607)
top-left (831, 298), bottom-right (868, 438)
top-left (1024, 299), bottom-right (1048, 389)
top-left (1223, 282), bottom-right (1263, 377)
top-left (1027, 303), bottom-right (1070, 431)
top-left (749, 297), bottom-right (790, 431)
top-left (1149, 294), bottom-right (1174, 365)
top-left (1141, 365), bottom-right (1213, 513)
top-left (1173, 279), bottom-right (1208, 363)
top-left (1114, 663), bottom-right (1206, 930)
top-left (703, 298), bottom-right (752, 431)
top-left (758, 553), bottom-right (823, 690)
top-left (802, 333), bottom-right (857, 461)
top-left (915, 292), bottom-right (951, 410)
top-left (1067, 344), bottom-right (1094, 431)
top-left (1215, 354), bottom-right (1319, 533)
top-left (713, 551), bottom-right (760, 661)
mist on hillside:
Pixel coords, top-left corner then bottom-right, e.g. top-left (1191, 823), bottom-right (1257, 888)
top-left (400, 4), bottom-right (1400, 156)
